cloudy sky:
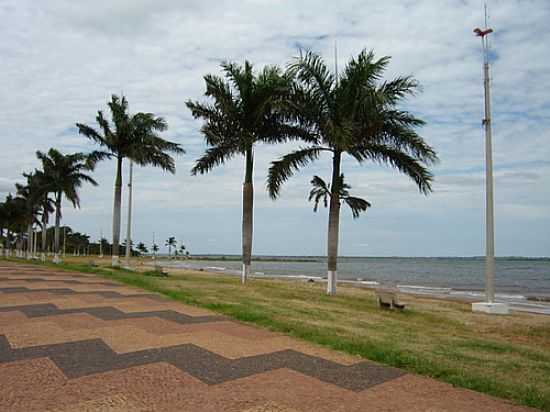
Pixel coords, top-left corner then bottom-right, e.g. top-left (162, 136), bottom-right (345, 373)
top-left (1, 0), bottom-right (549, 257)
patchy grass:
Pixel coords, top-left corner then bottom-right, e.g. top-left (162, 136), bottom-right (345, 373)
top-left (3, 257), bottom-right (550, 410)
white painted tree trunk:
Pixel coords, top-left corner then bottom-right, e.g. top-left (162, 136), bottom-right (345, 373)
top-left (242, 264), bottom-right (251, 284)
top-left (327, 270), bottom-right (337, 295)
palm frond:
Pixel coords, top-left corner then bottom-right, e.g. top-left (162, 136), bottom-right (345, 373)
top-left (288, 50), bottom-right (335, 113)
top-left (191, 142), bottom-right (240, 175)
top-left (86, 150), bottom-right (112, 169)
top-left (308, 175), bottom-right (330, 212)
top-left (76, 122), bottom-right (106, 145)
top-left (350, 143), bottom-right (433, 194)
top-left (267, 146), bottom-right (330, 199)
top-left (377, 76), bottom-right (421, 105)
top-left (203, 74), bottom-right (235, 113)
top-left (343, 196), bottom-right (371, 219)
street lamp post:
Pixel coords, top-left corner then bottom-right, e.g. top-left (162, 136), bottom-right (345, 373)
top-left (125, 161), bottom-right (133, 268)
top-left (472, 7), bottom-right (509, 315)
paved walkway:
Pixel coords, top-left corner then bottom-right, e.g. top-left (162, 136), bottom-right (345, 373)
top-left (0, 263), bottom-right (534, 411)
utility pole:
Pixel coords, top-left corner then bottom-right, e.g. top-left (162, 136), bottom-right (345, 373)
top-left (472, 3), bottom-right (508, 314)
top-left (125, 160), bottom-right (133, 267)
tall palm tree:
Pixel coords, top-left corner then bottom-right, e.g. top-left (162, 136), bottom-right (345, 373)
top-left (77, 95), bottom-right (184, 267)
top-left (32, 168), bottom-right (55, 261)
top-left (268, 50), bottom-right (438, 295)
top-left (37, 148), bottom-right (98, 263)
top-left (187, 61), bottom-right (311, 283)
top-left (165, 236), bottom-right (176, 257)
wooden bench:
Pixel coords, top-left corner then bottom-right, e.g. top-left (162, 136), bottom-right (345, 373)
top-left (376, 289), bottom-right (405, 310)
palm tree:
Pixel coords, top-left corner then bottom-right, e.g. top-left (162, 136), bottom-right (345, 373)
top-left (187, 61), bottom-right (310, 283)
top-left (76, 95), bottom-right (184, 267)
top-left (1, 194), bottom-right (19, 256)
top-left (15, 172), bottom-right (43, 259)
top-left (136, 242), bottom-right (148, 255)
top-left (99, 237), bottom-right (110, 257)
top-left (36, 149), bottom-right (98, 263)
top-left (178, 243), bottom-right (186, 259)
top-left (268, 50), bottom-right (438, 295)
top-left (9, 196), bottom-right (28, 257)
top-left (0, 201), bottom-right (6, 254)
top-left (165, 236), bottom-right (176, 258)
top-left (33, 168), bottom-right (55, 261)
top-left (152, 243), bottom-right (159, 260)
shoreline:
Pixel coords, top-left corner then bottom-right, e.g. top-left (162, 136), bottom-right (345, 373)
top-left (149, 259), bottom-right (550, 315)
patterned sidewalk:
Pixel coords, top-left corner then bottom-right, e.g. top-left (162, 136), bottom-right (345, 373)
top-left (0, 263), bottom-right (533, 411)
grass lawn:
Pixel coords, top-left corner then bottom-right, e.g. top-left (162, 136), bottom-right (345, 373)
top-left (3, 257), bottom-right (550, 411)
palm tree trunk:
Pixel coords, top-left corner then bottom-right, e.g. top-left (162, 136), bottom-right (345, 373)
top-left (33, 227), bottom-right (38, 257)
top-left (53, 192), bottom-right (62, 263)
top-left (326, 151), bottom-right (342, 295)
top-left (6, 229), bottom-right (11, 256)
top-left (41, 199), bottom-right (48, 262)
top-left (112, 156), bottom-right (123, 267)
top-left (40, 211), bottom-right (48, 262)
top-left (26, 224), bottom-right (32, 259)
top-left (16, 233), bottom-right (22, 257)
top-left (241, 148), bottom-right (254, 284)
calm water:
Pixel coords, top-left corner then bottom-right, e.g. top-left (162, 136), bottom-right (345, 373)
top-left (159, 256), bottom-right (550, 298)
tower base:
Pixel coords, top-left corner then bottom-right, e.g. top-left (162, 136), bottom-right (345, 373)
top-left (472, 302), bottom-right (509, 315)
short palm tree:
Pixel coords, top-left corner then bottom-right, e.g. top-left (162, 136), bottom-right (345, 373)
top-left (0, 194), bottom-right (18, 255)
top-left (8, 196), bottom-right (28, 256)
top-left (136, 242), bottom-right (148, 255)
top-left (309, 175), bottom-right (371, 218)
top-left (152, 243), bottom-right (159, 259)
top-left (268, 50), bottom-right (438, 295)
top-left (76, 95), bottom-right (184, 266)
top-left (37, 148), bottom-right (98, 263)
top-left (0, 201), bottom-right (7, 251)
top-left (165, 236), bottom-right (176, 257)
top-left (187, 61), bottom-right (310, 283)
